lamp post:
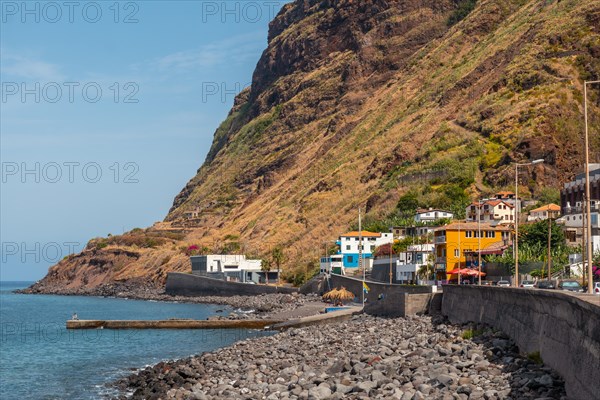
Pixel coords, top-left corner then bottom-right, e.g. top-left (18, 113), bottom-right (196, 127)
top-left (389, 232), bottom-right (394, 284)
top-left (514, 158), bottom-right (544, 287)
top-left (584, 80), bottom-right (599, 294)
top-left (478, 201), bottom-right (482, 285)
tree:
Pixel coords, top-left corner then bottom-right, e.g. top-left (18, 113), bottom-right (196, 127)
top-left (271, 246), bottom-right (286, 283)
top-left (261, 259), bottom-right (272, 272)
top-left (396, 191), bottom-right (419, 217)
top-left (374, 243), bottom-right (393, 257)
top-left (520, 219), bottom-right (565, 249)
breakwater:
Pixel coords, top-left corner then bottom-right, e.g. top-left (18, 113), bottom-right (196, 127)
top-left (66, 319), bottom-right (282, 330)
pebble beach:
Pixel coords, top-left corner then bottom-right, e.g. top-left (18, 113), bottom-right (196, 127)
top-left (114, 313), bottom-right (568, 400)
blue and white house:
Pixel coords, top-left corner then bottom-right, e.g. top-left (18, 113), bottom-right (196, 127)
top-left (336, 231), bottom-right (393, 271)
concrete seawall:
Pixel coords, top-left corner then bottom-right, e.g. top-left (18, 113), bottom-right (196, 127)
top-left (324, 275), bottom-right (437, 317)
top-left (442, 285), bottom-right (600, 400)
top-left (165, 273), bottom-right (298, 297)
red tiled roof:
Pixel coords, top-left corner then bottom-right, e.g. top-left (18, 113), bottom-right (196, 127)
top-left (341, 231), bottom-right (382, 238)
top-left (530, 203), bottom-right (560, 213)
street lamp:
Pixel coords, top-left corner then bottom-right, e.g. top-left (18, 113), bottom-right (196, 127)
top-left (514, 158), bottom-right (544, 287)
top-left (584, 80), bottom-right (599, 294)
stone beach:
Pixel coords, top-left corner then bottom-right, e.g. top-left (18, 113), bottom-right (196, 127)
top-left (113, 314), bottom-right (567, 400)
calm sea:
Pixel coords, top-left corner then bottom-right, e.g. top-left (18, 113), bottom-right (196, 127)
top-left (0, 281), bottom-right (269, 399)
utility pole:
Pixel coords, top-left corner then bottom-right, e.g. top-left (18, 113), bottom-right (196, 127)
top-left (583, 80), bottom-right (598, 294)
top-left (359, 208), bottom-right (364, 306)
top-left (514, 159), bottom-right (545, 287)
top-left (457, 220), bottom-right (461, 285)
top-left (478, 202), bottom-right (482, 285)
top-left (547, 216), bottom-right (552, 281)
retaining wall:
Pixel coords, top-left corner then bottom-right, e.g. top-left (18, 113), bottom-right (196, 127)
top-left (165, 273), bottom-right (298, 297)
top-left (324, 275), bottom-right (436, 317)
top-left (326, 274), bottom-right (432, 298)
top-left (442, 285), bottom-right (600, 400)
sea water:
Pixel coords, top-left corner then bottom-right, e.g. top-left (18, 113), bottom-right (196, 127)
top-left (0, 281), bottom-right (269, 399)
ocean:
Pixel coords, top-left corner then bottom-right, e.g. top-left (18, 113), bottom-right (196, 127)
top-left (0, 281), bottom-right (269, 399)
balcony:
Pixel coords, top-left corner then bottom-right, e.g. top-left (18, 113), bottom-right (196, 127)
top-left (436, 257), bottom-right (446, 264)
top-left (435, 235), bottom-right (446, 244)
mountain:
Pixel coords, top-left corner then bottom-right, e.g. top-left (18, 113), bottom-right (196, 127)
top-left (27, 0), bottom-right (600, 292)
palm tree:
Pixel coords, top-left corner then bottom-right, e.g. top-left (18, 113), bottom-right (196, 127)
top-left (272, 246), bottom-right (285, 284)
top-left (261, 259), bottom-right (272, 283)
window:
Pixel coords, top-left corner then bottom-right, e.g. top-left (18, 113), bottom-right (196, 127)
top-left (486, 231), bottom-right (495, 238)
top-left (346, 245), bottom-right (351, 250)
top-left (370, 245), bottom-right (375, 252)
top-left (465, 231), bottom-right (473, 238)
top-left (454, 249), bottom-right (459, 257)
top-left (347, 256), bottom-right (354, 263)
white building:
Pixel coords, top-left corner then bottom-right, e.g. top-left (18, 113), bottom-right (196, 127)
top-left (190, 254), bottom-right (277, 283)
top-left (527, 203), bottom-right (561, 222)
top-left (319, 254), bottom-right (343, 274)
top-left (466, 200), bottom-right (514, 225)
top-left (372, 244), bottom-right (434, 284)
top-left (557, 200), bottom-right (599, 251)
top-left (414, 208), bottom-right (453, 223)
top-left (336, 231), bottom-right (393, 270)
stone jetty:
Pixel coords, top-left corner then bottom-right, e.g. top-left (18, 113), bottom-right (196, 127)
top-left (114, 314), bottom-right (567, 400)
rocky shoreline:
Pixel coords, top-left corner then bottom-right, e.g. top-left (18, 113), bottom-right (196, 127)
top-left (113, 314), bottom-right (567, 400)
top-left (16, 281), bottom-right (322, 319)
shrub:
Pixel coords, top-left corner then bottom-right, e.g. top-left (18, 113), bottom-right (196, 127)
top-left (527, 351), bottom-right (543, 364)
top-left (447, 0), bottom-right (477, 27)
top-left (461, 328), bottom-right (483, 339)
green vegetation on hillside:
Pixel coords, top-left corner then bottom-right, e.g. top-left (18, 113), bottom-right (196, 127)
top-left (447, 0), bottom-right (478, 27)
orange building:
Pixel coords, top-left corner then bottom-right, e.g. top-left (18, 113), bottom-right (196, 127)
top-left (434, 222), bottom-right (511, 281)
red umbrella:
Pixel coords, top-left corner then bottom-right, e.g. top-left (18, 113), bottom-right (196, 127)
top-left (465, 269), bottom-right (486, 276)
top-left (448, 268), bottom-right (471, 275)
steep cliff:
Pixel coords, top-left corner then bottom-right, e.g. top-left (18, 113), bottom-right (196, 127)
top-left (28, 0), bottom-right (600, 291)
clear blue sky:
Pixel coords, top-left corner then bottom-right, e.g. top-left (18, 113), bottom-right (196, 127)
top-left (0, 0), bottom-right (290, 281)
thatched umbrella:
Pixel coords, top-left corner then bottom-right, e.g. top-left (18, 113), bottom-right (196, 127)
top-left (323, 287), bottom-right (355, 304)
top-left (336, 287), bottom-right (355, 302)
top-left (322, 288), bottom-right (340, 301)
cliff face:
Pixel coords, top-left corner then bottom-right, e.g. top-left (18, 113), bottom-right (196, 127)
top-left (167, 0), bottom-right (599, 256)
top-left (28, 0), bottom-right (600, 291)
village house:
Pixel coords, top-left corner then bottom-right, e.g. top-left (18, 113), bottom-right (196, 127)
top-left (527, 203), bottom-right (561, 222)
top-left (465, 200), bottom-right (515, 225)
top-left (414, 208), bottom-right (454, 223)
top-left (336, 231), bottom-right (393, 271)
top-left (559, 164), bottom-right (600, 251)
top-left (190, 254), bottom-right (277, 284)
top-left (371, 243), bottom-right (434, 284)
top-left (391, 225), bottom-right (437, 240)
top-left (433, 222), bottom-right (511, 283)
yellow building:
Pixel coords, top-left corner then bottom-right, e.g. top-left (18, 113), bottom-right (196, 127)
top-left (434, 221), bottom-right (511, 281)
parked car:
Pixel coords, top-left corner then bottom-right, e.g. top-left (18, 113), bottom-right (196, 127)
top-left (557, 280), bottom-right (584, 292)
top-left (520, 280), bottom-right (535, 288)
top-left (496, 280), bottom-right (511, 287)
top-left (535, 280), bottom-right (556, 290)
top-left (594, 282), bottom-right (600, 295)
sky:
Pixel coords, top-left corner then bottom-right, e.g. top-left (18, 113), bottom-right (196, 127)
top-left (0, 0), bottom-right (291, 281)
